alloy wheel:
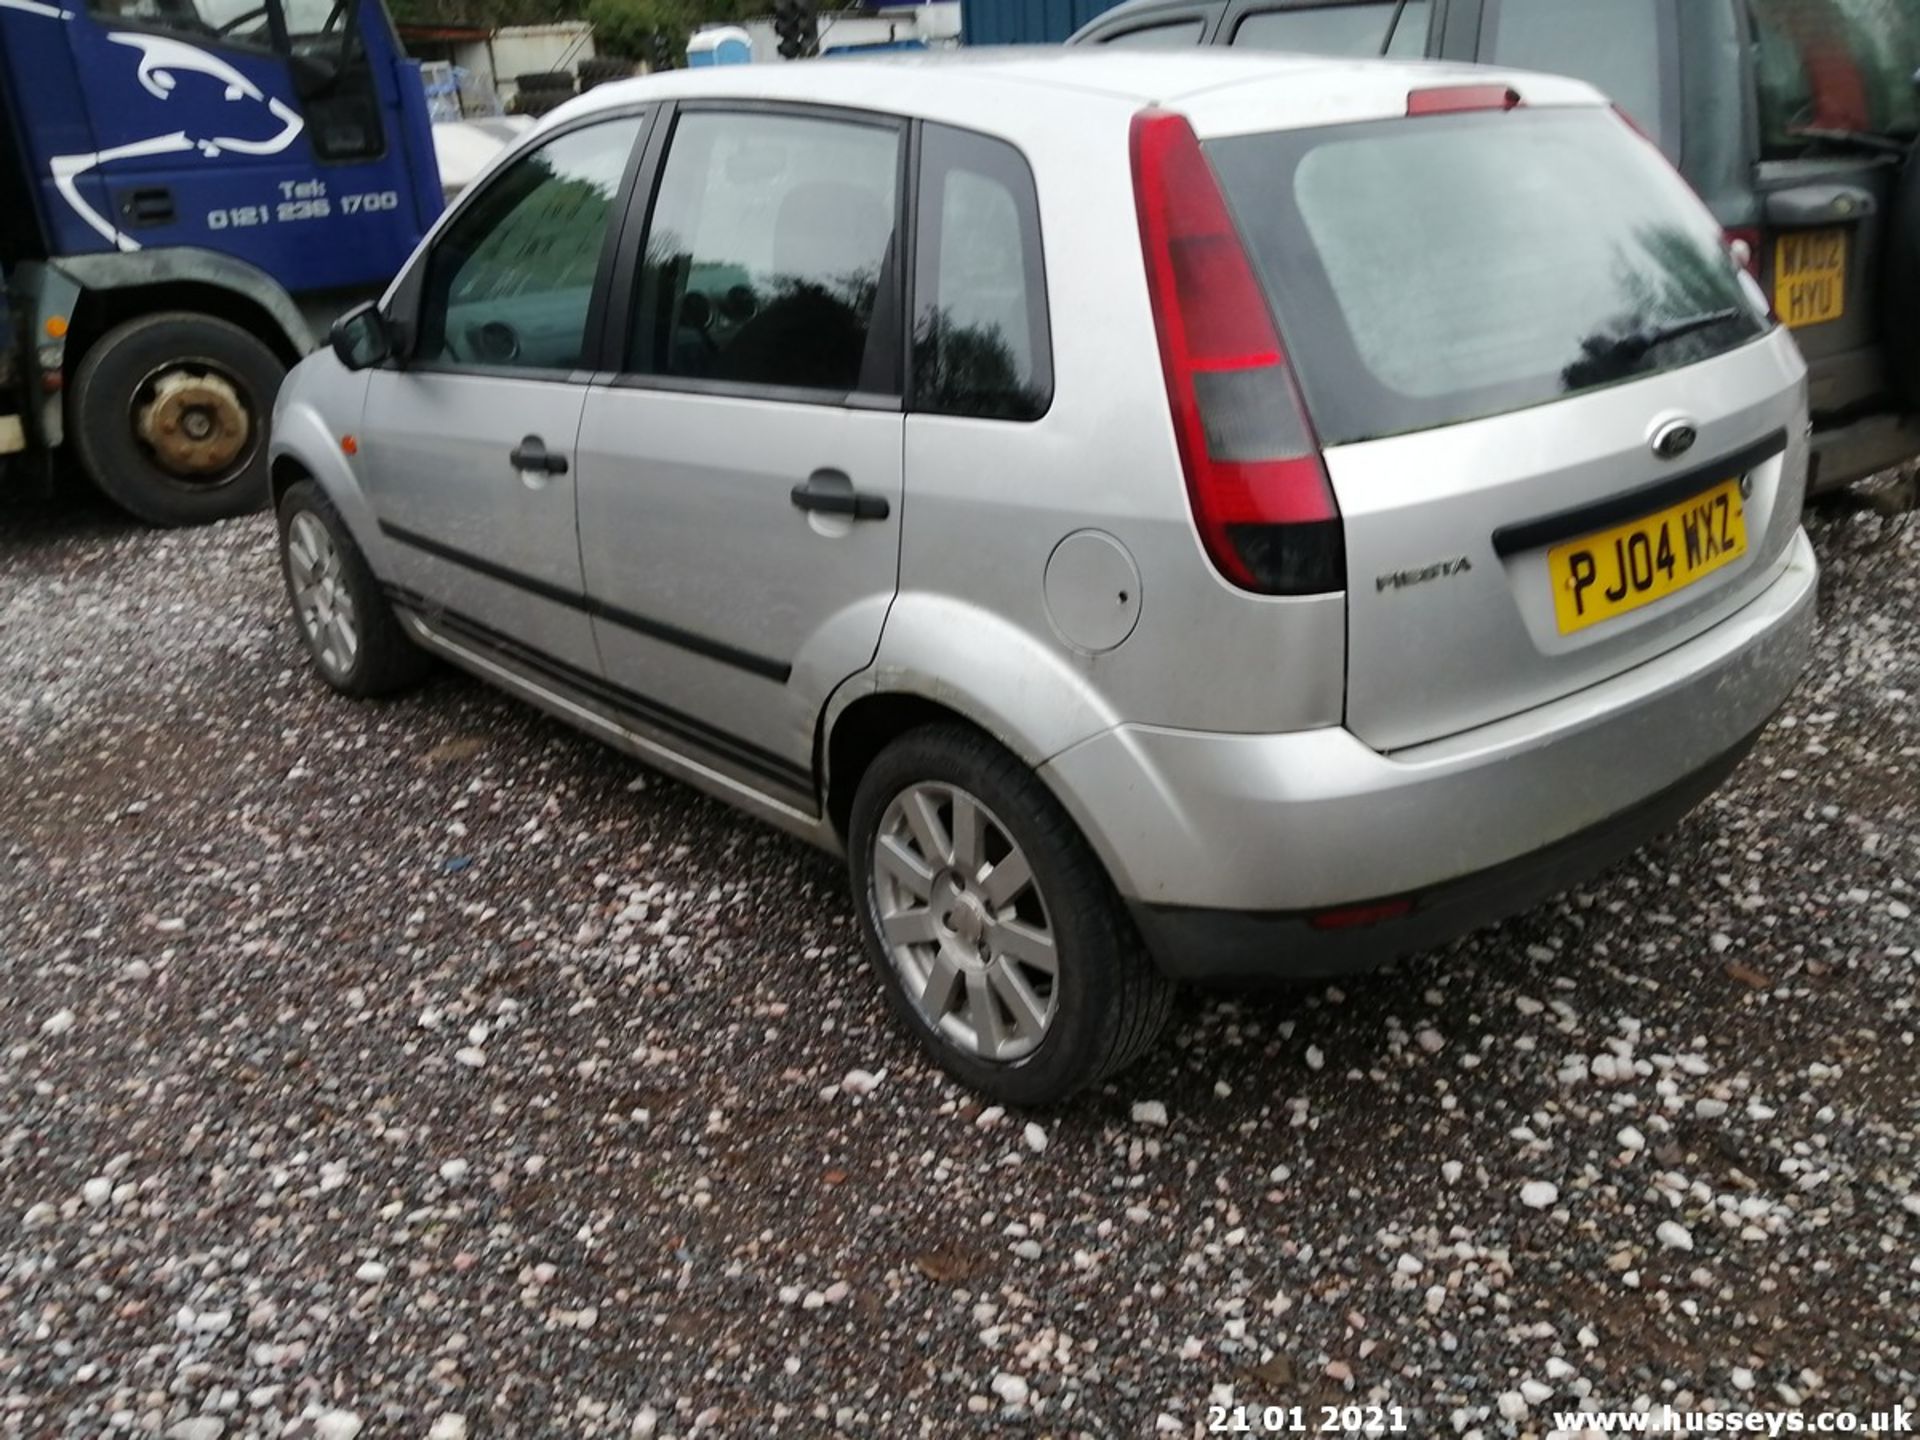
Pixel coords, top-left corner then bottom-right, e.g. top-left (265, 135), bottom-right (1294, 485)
top-left (870, 782), bottom-right (1059, 1062)
top-left (286, 511), bottom-right (360, 679)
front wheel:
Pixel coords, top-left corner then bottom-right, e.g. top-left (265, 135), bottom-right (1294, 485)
top-left (69, 311), bottom-right (284, 527)
top-left (275, 480), bottom-right (431, 698)
top-left (847, 724), bottom-right (1175, 1106)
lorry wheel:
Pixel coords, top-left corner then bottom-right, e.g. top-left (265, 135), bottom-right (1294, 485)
top-left (70, 311), bottom-right (284, 528)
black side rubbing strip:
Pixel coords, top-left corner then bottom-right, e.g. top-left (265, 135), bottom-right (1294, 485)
top-left (1491, 430), bottom-right (1788, 558)
top-left (384, 582), bottom-right (813, 795)
top-left (378, 520), bottom-right (794, 684)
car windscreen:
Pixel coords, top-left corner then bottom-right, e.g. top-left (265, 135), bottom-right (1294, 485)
top-left (1751, 0), bottom-right (1920, 158)
top-left (1205, 107), bottom-right (1771, 447)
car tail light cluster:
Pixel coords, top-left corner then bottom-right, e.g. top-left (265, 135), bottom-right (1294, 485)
top-left (1130, 109), bottom-right (1344, 597)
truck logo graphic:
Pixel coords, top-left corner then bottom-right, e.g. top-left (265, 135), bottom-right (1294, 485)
top-left (0, 0), bottom-right (304, 251)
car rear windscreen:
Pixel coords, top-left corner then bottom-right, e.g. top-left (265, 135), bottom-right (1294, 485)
top-left (1205, 108), bottom-right (1771, 447)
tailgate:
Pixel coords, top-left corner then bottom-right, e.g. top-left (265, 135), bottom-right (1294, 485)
top-left (1205, 100), bottom-right (1804, 752)
top-left (1326, 338), bottom-right (1808, 751)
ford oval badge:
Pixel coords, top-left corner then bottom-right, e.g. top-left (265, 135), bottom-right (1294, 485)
top-left (1652, 421), bottom-right (1697, 461)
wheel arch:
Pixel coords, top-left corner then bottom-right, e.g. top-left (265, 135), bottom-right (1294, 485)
top-left (818, 598), bottom-right (1124, 844)
top-left (822, 693), bottom-right (973, 842)
top-left (57, 249), bottom-right (315, 377)
top-left (268, 393), bottom-right (386, 555)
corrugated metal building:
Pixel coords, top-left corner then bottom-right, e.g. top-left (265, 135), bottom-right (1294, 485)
top-left (960, 0), bottom-right (1127, 44)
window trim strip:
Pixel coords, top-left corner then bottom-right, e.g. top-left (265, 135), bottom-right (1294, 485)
top-left (378, 518), bottom-right (795, 684)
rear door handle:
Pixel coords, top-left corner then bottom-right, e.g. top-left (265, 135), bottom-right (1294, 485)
top-left (791, 468), bottom-right (889, 521)
top-left (510, 435), bottom-right (569, 476)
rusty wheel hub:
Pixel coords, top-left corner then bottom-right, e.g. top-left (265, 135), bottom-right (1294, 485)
top-left (135, 368), bottom-right (252, 480)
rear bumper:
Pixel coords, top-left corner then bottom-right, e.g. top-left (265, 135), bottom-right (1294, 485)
top-left (1810, 409), bottom-right (1920, 493)
top-left (1133, 730), bottom-right (1757, 981)
top-left (1042, 528), bottom-right (1819, 979)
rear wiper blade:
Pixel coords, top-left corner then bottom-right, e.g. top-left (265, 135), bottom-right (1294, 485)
top-left (1586, 308), bottom-right (1745, 365)
top-left (1787, 127), bottom-right (1910, 157)
top-left (1563, 308), bottom-right (1747, 390)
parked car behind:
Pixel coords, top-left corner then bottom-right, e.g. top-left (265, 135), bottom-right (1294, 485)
top-left (1071, 0), bottom-right (1920, 494)
top-left (268, 51), bottom-right (1816, 1103)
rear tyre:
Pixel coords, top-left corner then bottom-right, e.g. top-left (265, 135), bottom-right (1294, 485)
top-left (70, 311), bottom-right (284, 527)
top-left (275, 480), bottom-right (431, 698)
top-left (847, 724), bottom-right (1176, 1106)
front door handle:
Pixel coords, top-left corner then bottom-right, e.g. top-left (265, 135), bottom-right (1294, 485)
top-left (510, 435), bottom-right (569, 476)
top-left (791, 468), bottom-right (889, 521)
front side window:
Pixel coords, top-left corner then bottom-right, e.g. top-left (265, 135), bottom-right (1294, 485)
top-left (417, 117), bottom-right (643, 373)
top-left (1751, 0), bottom-right (1920, 158)
top-left (90, 0), bottom-right (274, 49)
top-left (1232, 1), bottom-right (1430, 57)
top-left (1102, 18), bottom-right (1205, 46)
top-left (283, 0), bottom-right (382, 161)
top-left (1482, 0), bottom-right (1670, 147)
top-left (911, 125), bottom-right (1051, 421)
top-left (628, 110), bottom-right (902, 396)
top-left (86, 0), bottom-right (385, 160)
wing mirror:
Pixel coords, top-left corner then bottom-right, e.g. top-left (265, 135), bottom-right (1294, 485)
top-left (330, 301), bottom-right (397, 370)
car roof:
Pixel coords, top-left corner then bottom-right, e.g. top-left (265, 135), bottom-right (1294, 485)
top-left (547, 47), bottom-right (1608, 139)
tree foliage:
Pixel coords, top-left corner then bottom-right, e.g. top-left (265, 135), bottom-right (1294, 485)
top-left (583, 0), bottom-right (747, 58)
top-left (387, 0), bottom-right (745, 58)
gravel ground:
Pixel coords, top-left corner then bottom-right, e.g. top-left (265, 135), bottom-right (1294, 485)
top-left (1, 490), bottom-right (1915, 1440)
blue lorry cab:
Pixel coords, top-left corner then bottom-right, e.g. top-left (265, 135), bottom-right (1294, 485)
top-left (0, 0), bottom-right (443, 523)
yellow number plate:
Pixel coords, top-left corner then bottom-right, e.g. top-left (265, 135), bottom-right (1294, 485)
top-left (1549, 480), bottom-right (1747, 635)
top-left (1776, 228), bottom-right (1847, 329)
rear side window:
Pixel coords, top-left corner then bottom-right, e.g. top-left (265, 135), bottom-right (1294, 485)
top-left (911, 125), bottom-right (1051, 422)
top-left (1750, 0), bottom-right (1920, 158)
top-left (1206, 108), bottom-right (1769, 445)
top-left (1101, 19), bottom-right (1205, 46)
top-left (1481, 0), bottom-right (1672, 149)
top-left (629, 110), bottom-right (902, 396)
top-left (1232, 1), bottom-right (1429, 57)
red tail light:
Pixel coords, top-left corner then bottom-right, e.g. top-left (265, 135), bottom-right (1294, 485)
top-left (1130, 108), bottom-right (1343, 596)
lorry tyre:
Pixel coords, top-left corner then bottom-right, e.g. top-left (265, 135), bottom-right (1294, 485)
top-left (1885, 138), bottom-right (1920, 412)
top-left (576, 55), bottom-right (634, 88)
top-left (514, 70), bottom-right (573, 94)
top-left (70, 311), bottom-right (284, 527)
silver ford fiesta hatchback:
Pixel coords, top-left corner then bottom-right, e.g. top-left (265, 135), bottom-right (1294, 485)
top-left (270, 51), bottom-right (1817, 1104)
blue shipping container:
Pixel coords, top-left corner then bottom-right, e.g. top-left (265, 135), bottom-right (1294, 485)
top-left (961, 0), bottom-right (1127, 44)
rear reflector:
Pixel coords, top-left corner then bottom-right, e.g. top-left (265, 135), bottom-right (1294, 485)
top-left (1725, 226), bottom-right (1761, 278)
top-left (1309, 898), bottom-right (1416, 931)
top-left (1406, 84), bottom-right (1522, 116)
top-left (1129, 109), bottom-right (1343, 596)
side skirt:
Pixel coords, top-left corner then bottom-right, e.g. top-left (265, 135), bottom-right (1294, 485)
top-left (391, 598), bottom-right (841, 858)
